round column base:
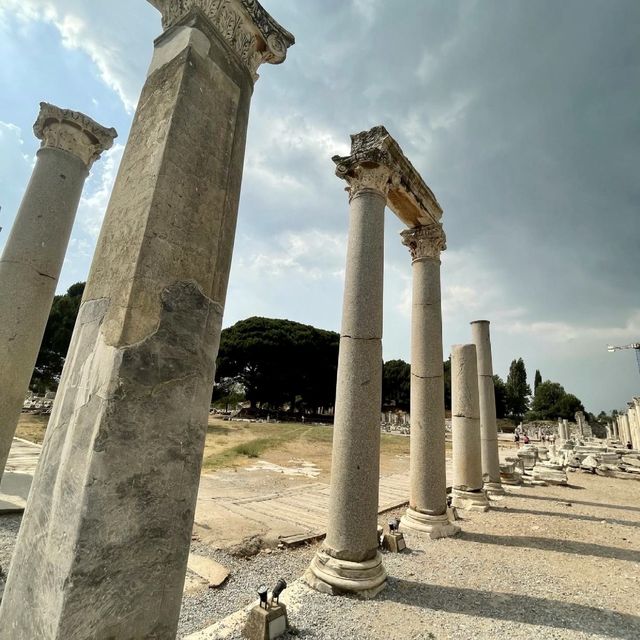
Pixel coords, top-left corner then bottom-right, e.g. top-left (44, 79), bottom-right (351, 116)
top-left (400, 508), bottom-right (461, 539)
top-left (303, 549), bottom-right (386, 598)
top-left (452, 488), bottom-right (490, 512)
top-left (484, 481), bottom-right (506, 497)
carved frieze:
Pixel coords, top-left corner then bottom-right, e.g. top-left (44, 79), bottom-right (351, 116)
top-left (147, 0), bottom-right (294, 81)
top-left (33, 102), bottom-right (117, 169)
top-left (401, 224), bottom-right (447, 262)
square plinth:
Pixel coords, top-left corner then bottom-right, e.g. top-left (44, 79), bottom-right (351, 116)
top-left (243, 603), bottom-right (288, 640)
top-left (382, 532), bottom-right (407, 553)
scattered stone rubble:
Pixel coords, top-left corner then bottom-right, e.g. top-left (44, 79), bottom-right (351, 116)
top-left (499, 436), bottom-right (640, 488)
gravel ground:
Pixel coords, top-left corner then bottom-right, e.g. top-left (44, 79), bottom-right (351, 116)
top-left (1, 472), bottom-right (639, 639)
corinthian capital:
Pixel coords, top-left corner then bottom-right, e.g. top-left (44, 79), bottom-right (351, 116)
top-left (148, 0), bottom-right (294, 81)
top-left (33, 103), bottom-right (117, 169)
top-left (401, 223), bottom-right (447, 262)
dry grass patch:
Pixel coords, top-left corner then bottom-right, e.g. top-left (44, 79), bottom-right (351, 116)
top-left (15, 413), bottom-right (49, 444)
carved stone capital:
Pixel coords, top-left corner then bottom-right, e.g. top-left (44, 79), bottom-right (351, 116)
top-left (333, 125), bottom-right (443, 227)
top-left (147, 0), bottom-right (294, 81)
top-left (401, 224), bottom-right (447, 262)
top-left (341, 163), bottom-right (395, 199)
top-left (33, 103), bottom-right (117, 169)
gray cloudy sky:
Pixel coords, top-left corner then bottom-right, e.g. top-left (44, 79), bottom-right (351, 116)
top-left (0, 0), bottom-right (639, 413)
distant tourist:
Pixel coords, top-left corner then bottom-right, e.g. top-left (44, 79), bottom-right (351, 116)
top-left (514, 432), bottom-right (520, 448)
top-left (523, 434), bottom-right (530, 445)
top-left (627, 441), bottom-right (633, 450)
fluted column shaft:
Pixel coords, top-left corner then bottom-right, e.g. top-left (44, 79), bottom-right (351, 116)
top-left (0, 104), bottom-right (115, 479)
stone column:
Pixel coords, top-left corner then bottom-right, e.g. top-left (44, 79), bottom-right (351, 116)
top-left (398, 225), bottom-right (458, 538)
top-left (627, 404), bottom-right (639, 449)
top-left (0, 103), bottom-right (115, 479)
top-left (622, 413), bottom-right (631, 446)
top-left (451, 344), bottom-right (489, 512)
top-left (470, 320), bottom-right (504, 497)
top-left (0, 4), bottom-right (293, 639)
top-left (304, 162), bottom-right (389, 598)
top-left (633, 399), bottom-right (640, 448)
top-left (563, 418), bottom-right (570, 439)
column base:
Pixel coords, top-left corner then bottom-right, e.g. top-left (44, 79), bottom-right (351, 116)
top-left (484, 481), bottom-right (506, 497)
top-left (400, 508), bottom-right (461, 539)
top-left (303, 549), bottom-right (386, 598)
top-left (451, 488), bottom-right (490, 512)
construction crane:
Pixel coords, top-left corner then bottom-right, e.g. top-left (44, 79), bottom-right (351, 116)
top-left (607, 343), bottom-right (640, 377)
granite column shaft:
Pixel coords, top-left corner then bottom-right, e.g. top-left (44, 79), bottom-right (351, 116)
top-left (305, 168), bottom-right (388, 596)
top-left (400, 224), bottom-right (458, 537)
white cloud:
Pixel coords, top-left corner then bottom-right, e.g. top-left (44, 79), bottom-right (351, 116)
top-left (77, 143), bottom-right (125, 239)
top-left (1, 0), bottom-right (156, 112)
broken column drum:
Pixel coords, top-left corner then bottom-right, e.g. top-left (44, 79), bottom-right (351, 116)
top-left (470, 320), bottom-right (504, 497)
top-left (0, 2), bottom-right (293, 639)
top-left (399, 225), bottom-right (459, 538)
top-left (450, 343), bottom-right (490, 512)
top-left (0, 103), bottom-right (116, 480)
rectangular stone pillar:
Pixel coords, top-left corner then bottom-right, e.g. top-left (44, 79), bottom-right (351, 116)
top-left (0, 4), bottom-right (293, 639)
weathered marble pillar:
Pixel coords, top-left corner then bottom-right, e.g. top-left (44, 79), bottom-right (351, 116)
top-left (563, 418), bottom-right (570, 439)
top-left (627, 404), bottom-right (639, 449)
top-left (0, 4), bottom-right (293, 639)
top-left (398, 225), bottom-right (458, 538)
top-left (0, 104), bottom-right (115, 480)
top-left (633, 399), bottom-right (640, 448)
top-left (451, 344), bottom-right (489, 512)
top-left (470, 320), bottom-right (504, 497)
top-left (622, 412), bottom-right (632, 446)
top-left (305, 157), bottom-right (389, 598)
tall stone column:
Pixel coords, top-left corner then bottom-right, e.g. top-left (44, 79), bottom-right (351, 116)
top-left (633, 399), bottom-right (640, 447)
top-left (304, 161), bottom-right (389, 598)
top-left (0, 104), bottom-right (115, 479)
top-left (399, 225), bottom-right (458, 538)
top-left (451, 344), bottom-right (489, 512)
top-left (563, 418), bottom-right (570, 439)
top-left (470, 320), bottom-right (504, 497)
top-left (622, 412), bottom-right (633, 445)
top-left (627, 404), bottom-right (639, 449)
top-left (0, 4), bottom-right (293, 639)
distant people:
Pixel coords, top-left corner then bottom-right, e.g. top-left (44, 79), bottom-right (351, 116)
top-left (514, 432), bottom-right (520, 448)
top-left (523, 434), bottom-right (530, 445)
top-left (627, 441), bottom-right (633, 450)
top-left (541, 434), bottom-right (546, 443)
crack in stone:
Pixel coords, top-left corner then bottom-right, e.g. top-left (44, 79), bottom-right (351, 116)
top-left (411, 373), bottom-right (441, 380)
top-left (1, 259), bottom-right (56, 281)
top-left (341, 334), bottom-right (380, 341)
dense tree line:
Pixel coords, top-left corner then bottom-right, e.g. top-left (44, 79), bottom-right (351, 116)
top-left (29, 282), bottom-right (85, 393)
top-left (30, 300), bottom-right (588, 424)
top-left (215, 316), bottom-right (339, 412)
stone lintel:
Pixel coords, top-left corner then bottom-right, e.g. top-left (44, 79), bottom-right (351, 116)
top-left (333, 125), bottom-right (443, 227)
top-left (33, 102), bottom-right (117, 169)
top-left (400, 223), bottom-right (446, 262)
top-left (147, 0), bottom-right (294, 81)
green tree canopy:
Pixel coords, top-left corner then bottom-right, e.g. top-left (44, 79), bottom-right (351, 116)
top-left (216, 317), bottom-right (339, 411)
top-left (493, 374), bottom-right (508, 419)
top-left (505, 358), bottom-right (531, 419)
top-left (528, 380), bottom-right (585, 420)
top-left (534, 369), bottom-right (542, 393)
top-left (382, 359), bottom-right (410, 410)
top-left (30, 282), bottom-right (85, 393)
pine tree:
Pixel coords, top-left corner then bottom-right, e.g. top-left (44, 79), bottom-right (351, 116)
top-left (534, 369), bottom-right (542, 394)
top-left (505, 358), bottom-right (531, 419)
